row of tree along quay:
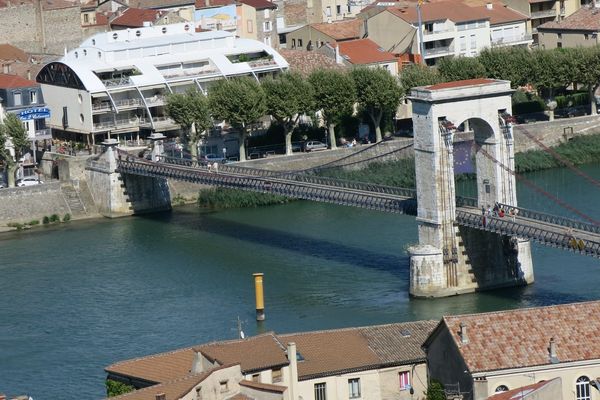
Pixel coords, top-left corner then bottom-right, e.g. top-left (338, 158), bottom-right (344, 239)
top-left (0, 114), bottom-right (29, 187)
top-left (195, 134), bottom-right (600, 211)
top-left (402, 46), bottom-right (600, 118)
top-left (165, 68), bottom-right (403, 162)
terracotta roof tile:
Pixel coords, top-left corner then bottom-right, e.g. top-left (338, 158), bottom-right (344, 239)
top-left (195, 0), bottom-right (235, 8)
top-left (425, 78), bottom-right (497, 90)
top-left (111, 7), bottom-right (163, 27)
top-left (387, 1), bottom-right (490, 24)
top-left (337, 39), bottom-right (397, 65)
top-left (239, 380), bottom-right (286, 393)
top-left (442, 300), bottom-right (600, 373)
top-left (106, 347), bottom-right (196, 384)
top-left (237, 0), bottom-right (276, 9)
top-left (110, 372), bottom-right (211, 400)
top-left (197, 333), bottom-right (288, 373)
top-left (0, 73), bottom-right (38, 88)
top-left (472, 3), bottom-right (528, 25)
top-left (487, 378), bottom-right (560, 400)
top-left (0, 44), bottom-right (28, 63)
top-left (278, 49), bottom-right (346, 75)
top-left (538, 6), bottom-right (600, 32)
top-left (312, 19), bottom-right (363, 41)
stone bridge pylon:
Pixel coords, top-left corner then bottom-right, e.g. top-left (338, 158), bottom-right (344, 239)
top-left (408, 79), bottom-right (533, 298)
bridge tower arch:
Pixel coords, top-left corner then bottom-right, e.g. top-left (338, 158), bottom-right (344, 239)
top-left (408, 79), bottom-right (533, 298)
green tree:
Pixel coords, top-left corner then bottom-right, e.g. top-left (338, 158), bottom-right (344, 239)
top-left (351, 67), bottom-right (404, 142)
top-left (570, 46), bottom-right (600, 115)
top-left (425, 379), bottom-right (446, 400)
top-left (262, 72), bottom-right (315, 155)
top-left (478, 46), bottom-right (531, 88)
top-left (209, 77), bottom-right (267, 161)
top-left (308, 69), bottom-right (356, 149)
top-left (438, 57), bottom-right (487, 82)
top-left (106, 379), bottom-right (135, 397)
top-left (399, 64), bottom-right (443, 93)
top-left (0, 113), bottom-right (28, 187)
top-left (165, 89), bottom-right (212, 161)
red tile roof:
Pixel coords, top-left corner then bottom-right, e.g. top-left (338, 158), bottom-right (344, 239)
top-left (0, 44), bottom-right (28, 63)
top-left (239, 380), bottom-right (287, 393)
top-left (425, 78), bottom-right (497, 90)
top-left (195, 0), bottom-right (235, 8)
top-left (110, 7), bottom-right (163, 28)
top-left (237, 0), bottom-right (276, 10)
top-left (312, 18), bottom-right (363, 41)
top-left (337, 39), bottom-right (397, 65)
top-left (473, 3), bottom-right (528, 25)
top-left (387, 1), bottom-right (490, 24)
top-left (436, 300), bottom-right (600, 373)
top-left (538, 6), bottom-right (600, 32)
top-left (487, 378), bottom-right (560, 400)
top-left (0, 73), bottom-right (38, 88)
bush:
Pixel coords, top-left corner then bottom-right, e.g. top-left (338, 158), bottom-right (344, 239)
top-left (106, 380), bottom-right (135, 397)
top-left (28, 220), bottom-right (40, 226)
top-left (512, 90), bottom-right (546, 115)
top-left (7, 222), bottom-right (24, 230)
top-left (425, 380), bottom-right (446, 400)
top-left (49, 214), bottom-right (60, 223)
top-left (63, 213), bottom-right (71, 222)
top-left (42, 216), bottom-right (50, 225)
top-left (198, 188), bottom-right (290, 209)
top-left (555, 92), bottom-right (589, 109)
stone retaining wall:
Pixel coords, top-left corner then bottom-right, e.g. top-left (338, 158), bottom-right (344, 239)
top-left (0, 182), bottom-right (70, 224)
top-left (513, 115), bottom-right (600, 153)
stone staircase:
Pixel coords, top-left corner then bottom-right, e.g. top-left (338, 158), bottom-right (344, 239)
top-left (61, 183), bottom-right (87, 217)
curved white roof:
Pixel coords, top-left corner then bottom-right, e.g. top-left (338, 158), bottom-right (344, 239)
top-left (54, 23), bottom-right (288, 93)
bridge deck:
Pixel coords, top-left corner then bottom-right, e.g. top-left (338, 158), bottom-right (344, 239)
top-left (114, 155), bottom-right (600, 258)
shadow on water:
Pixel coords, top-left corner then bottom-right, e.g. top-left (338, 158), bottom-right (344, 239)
top-left (141, 209), bottom-right (410, 276)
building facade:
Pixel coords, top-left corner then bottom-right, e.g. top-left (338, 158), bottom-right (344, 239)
top-left (537, 5), bottom-right (600, 49)
top-left (423, 301), bottom-right (600, 400)
top-left (36, 23), bottom-right (288, 145)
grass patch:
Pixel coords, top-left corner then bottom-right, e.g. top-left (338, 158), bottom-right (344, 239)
top-left (515, 134), bottom-right (600, 173)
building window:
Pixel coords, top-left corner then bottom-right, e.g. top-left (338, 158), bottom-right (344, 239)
top-left (272, 368), bottom-right (282, 383)
top-left (315, 382), bottom-right (327, 400)
top-left (424, 23), bottom-right (433, 33)
top-left (558, 33), bottom-right (562, 39)
top-left (336, 5), bottom-right (341, 14)
top-left (252, 373), bottom-right (260, 382)
top-left (326, 6), bottom-right (331, 16)
top-left (576, 376), bottom-right (591, 400)
top-left (470, 34), bottom-right (476, 49)
top-left (298, 39), bottom-right (303, 47)
top-left (219, 380), bottom-right (229, 393)
top-left (30, 91), bottom-right (37, 104)
top-left (347, 4), bottom-right (351, 12)
top-left (348, 378), bottom-right (360, 399)
top-left (292, 38), bottom-right (296, 48)
top-left (399, 371), bottom-right (410, 390)
top-left (83, 13), bottom-right (89, 23)
top-left (13, 92), bottom-right (22, 106)
top-left (263, 21), bottom-right (271, 32)
top-left (264, 36), bottom-right (272, 46)
top-left (495, 385), bottom-right (509, 393)
top-left (557, 42), bottom-right (562, 48)
top-left (247, 20), bottom-right (253, 33)
top-left (585, 34), bottom-right (589, 40)
top-left (264, 8), bottom-right (270, 18)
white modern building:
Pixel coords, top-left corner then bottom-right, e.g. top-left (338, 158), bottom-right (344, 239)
top-left (36, 23), bottom-right (288, 145)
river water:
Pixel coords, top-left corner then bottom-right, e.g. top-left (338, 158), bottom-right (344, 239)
top-left (2, 164), bottom-right (600, 399)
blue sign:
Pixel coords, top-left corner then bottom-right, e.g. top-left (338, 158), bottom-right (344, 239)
top-left (18, 107), bottom-right (51, 121)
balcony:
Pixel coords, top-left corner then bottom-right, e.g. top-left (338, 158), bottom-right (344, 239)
top-left (424, 46), bottom-right (454, 58)
top-left (248, 58), bottom-right (278, 68)
top-left (530, 9), bottom-right (556, 19)
top-left (92, 101), bottom-right (112, 113)
top-left (102, 76), bottom-right (133, 88)
top-left (491, 33), bottom-right (533, 46)
top-left (160, 66), bottom-right (218, 80)
top-left (145, 95), bottom-right (166, 107)
top-left (93, 116), bottom-right (147, 131)
top-left (422, 28), bottom-right (455, 42)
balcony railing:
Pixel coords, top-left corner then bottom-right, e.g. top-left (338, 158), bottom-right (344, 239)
top-left (93, 116), bottom-right (147, 131)
top-left (248, 58), bottom-right (278, 68)
top-left (160, 66), bottom-right (218, 80)
top-left (530, 9), bottom-right (556, 18)
top-left (114, 98), bottom-right (144, 109)
top-left (102, 76), bottom-right (133, 88)
top-left (424, 46), bottom-right (454, 57)
top-left (92, 101), bottom-right (112, 112)
top-left (145, 95), bottom-right (166, 106)
top-left (423, 28), bottom-right (454, 36)
top-left (491, 33), bottom-right (533, 46)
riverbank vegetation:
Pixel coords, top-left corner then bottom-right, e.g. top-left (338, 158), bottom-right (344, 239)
top-left (197, 188), bottom-right (290, 209)
top-left (6, 213), bottom-right (71, 230)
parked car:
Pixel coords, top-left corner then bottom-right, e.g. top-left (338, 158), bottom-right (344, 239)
top-left (303, 141), bottom-right (327, 152)
top-left (16, 177), bottom-right (43, 187)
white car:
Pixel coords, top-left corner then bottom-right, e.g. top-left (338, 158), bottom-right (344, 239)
top-left (17, 177), bottom-right (43, 187)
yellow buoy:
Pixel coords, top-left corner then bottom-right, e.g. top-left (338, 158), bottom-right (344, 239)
top-left (253, 273), bottom-right (265, 321)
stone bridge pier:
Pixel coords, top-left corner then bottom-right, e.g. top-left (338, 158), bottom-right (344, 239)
top-left (408, 79), bottom-right (533, 298)
top-left (85, 135), bottom-right (171, 217)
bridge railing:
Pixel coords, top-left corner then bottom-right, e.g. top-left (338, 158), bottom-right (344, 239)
top-left (498, 202), bottom-right (600, 234)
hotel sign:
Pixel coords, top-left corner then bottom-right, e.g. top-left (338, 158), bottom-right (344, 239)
top-left (18, 107), bottom-right (51, 121)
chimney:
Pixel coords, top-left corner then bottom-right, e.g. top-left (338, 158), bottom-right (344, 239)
top-left (548, 337), bottom-right (559, 363)
top-left (459, 323), bottom-right (468, 344)
top-left (287, 342), bottom-right (299, 400)
top-left (486, 2), bottom-right (493, 9)
top-left (191, 351), bottom-right (203, 374)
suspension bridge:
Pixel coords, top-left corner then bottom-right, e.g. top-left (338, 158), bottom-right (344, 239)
top-left (89, 78), bottom-right (600, 298)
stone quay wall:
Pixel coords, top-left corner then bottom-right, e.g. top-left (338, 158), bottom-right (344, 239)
top-left (0, 182), bottom-right (69, 224)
